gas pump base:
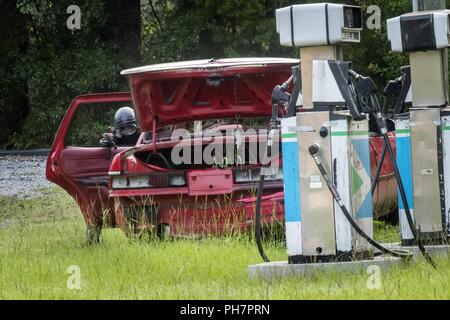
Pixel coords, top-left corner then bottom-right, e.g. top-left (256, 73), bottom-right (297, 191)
top-left (288, 251), bottom-right (373, 264)
top-left (379, 243), bottom-right (450, 260)
top-left (248, 257), bottom-right (404, 281)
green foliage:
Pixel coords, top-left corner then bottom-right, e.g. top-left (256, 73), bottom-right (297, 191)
top-left (13, 46), bottom-right (127, 149)
top-left (9, 0), bottom-right (134, 148)
top-left (141, 0), bottom-right (413, 89)
top-left (6, 0), bottom-right (450, 148)
top-left (347, 0), bottom-right (411, 87)
top-left (65, 102), bottom-right (127, 147)
top-left (0, 1), bottom-right (29, 148)
top-left (141, 0), bottom-right (299, 64)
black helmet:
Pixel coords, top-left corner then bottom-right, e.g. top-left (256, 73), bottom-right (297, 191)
top-left (114, 107), bottom-right (136, 129)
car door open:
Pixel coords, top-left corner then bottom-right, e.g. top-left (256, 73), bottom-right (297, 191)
top-left (46, 92), bottom-right (133, 237)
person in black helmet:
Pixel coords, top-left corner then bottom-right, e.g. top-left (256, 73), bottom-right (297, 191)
top-left (112, 106), bottom-right (141, 146)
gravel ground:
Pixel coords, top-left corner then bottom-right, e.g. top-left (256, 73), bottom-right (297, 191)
top-left (0, 156), bottom-right (52, 199)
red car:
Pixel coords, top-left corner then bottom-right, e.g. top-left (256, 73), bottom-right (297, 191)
top-left (46, 58), bottom-right (397, 241)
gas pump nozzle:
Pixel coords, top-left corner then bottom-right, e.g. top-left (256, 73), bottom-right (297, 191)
top-left (328, 61), bottom-right (365, 121)
top-left (271, 75), bottom-right (292, 126)
top-left (348, 70), bottom-right (388, 134)
top-left (271, 66), bottom-right (302, 123)
top-left (384, 66), bottom-right (411, 115)
top-left (272, 75), bottom-right (293, 104)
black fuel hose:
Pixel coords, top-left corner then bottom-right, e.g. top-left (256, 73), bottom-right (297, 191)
top-left (255, 173), bottom-right (270, 262)
top-left (371, 98), bottom-right (389, 195)
top-left (308, 143), bottom-right (412, 260)
top-left (254, 71), bottom-right (299, 263)
top-left (368, 95), bottom-right (437, 268)
top-left (382, 132), bottom-right (438, 268)
top-left (254, 99), bottom-right (283, 263)
top-left (286, 66), bottom-right (301, 118)
top-left (371, 138), bottom-right (387, 196)
top-left (347, 71), bottom-right (437, 268)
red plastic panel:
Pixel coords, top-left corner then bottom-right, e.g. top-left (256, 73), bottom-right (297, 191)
top-left (187, 169), bottom-right (233, 196)
top-left (370, 133), bottom-right (398, 217)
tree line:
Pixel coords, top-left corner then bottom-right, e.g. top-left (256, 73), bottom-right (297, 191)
top-left (0, 0), bottom-right (430, 148)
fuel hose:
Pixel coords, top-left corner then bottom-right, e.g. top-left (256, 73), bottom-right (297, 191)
top-left (308, 143), bottom-right (412, 260)
top-left (371, 100), bottom-right (389, 196)
top-left (255, 172), bottom-right (270, 262)
top-left (254, 104), bottom-right (280, 263)
top-left (371, 139), bottom-right (387, 196)
top-left (347, 70), bottom-right (437, 268)
top-left (254, 72), bottom-right (297, 263)
top-left (370, 95), bottom-right (437, 268)
top-left (382, 132), bottom-right (438, 268)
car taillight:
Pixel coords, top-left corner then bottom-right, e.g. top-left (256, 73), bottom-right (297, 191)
top-left (112, 172), bottom-right (187, 189)
top-left (169, 174), bottom-right (186, 187)
top-left (233, 167), bottom-right (283, 183)
top-left (112, 176), bottom-right (149, 189)
top-left (108, 154), bottom-right (122, 176)
top-left (234, 168), bottom-right (260, 182)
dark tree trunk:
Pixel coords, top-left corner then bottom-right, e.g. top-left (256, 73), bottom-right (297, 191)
top-left (0, 1), bottom-right (29, 148)
top-left (119, 0), bottom-right (142, 66)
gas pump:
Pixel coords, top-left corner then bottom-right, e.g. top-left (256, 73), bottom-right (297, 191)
top-left (250, 3), bottom-right (438, 279)
top-left (387, 10), bottom-right (450, 246)
top-left (275, 3), bottom-right (383, 264)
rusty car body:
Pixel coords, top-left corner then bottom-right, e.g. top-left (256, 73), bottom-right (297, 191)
top-left (46, 58), bottom-right (397, 239)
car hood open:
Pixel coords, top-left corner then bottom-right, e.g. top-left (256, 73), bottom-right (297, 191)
top-left (121, 58), bottom-right (299, 131)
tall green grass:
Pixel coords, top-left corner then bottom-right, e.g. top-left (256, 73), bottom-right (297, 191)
top-left (0, 189), bottom-right (449, 300)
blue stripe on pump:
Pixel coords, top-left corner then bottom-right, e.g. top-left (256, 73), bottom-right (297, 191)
top-left (396, 136), bottom-right (414, 211)
top-left (282, 141), bottom-right (301, 223)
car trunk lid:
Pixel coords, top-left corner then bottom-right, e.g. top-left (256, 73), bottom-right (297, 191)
top-left (121, 58), bottom-right (299, 131)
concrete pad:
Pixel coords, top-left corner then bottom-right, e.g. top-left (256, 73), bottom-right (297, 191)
top-left (380, 243), bottom-right (450, 260)
top-left (248, 257), bottom-right (405, 281)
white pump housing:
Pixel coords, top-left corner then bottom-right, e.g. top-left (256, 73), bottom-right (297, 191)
top-left (276, 3), bottom-right (363, 47)
top-left (387, 11), bottom-right (450, 53)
